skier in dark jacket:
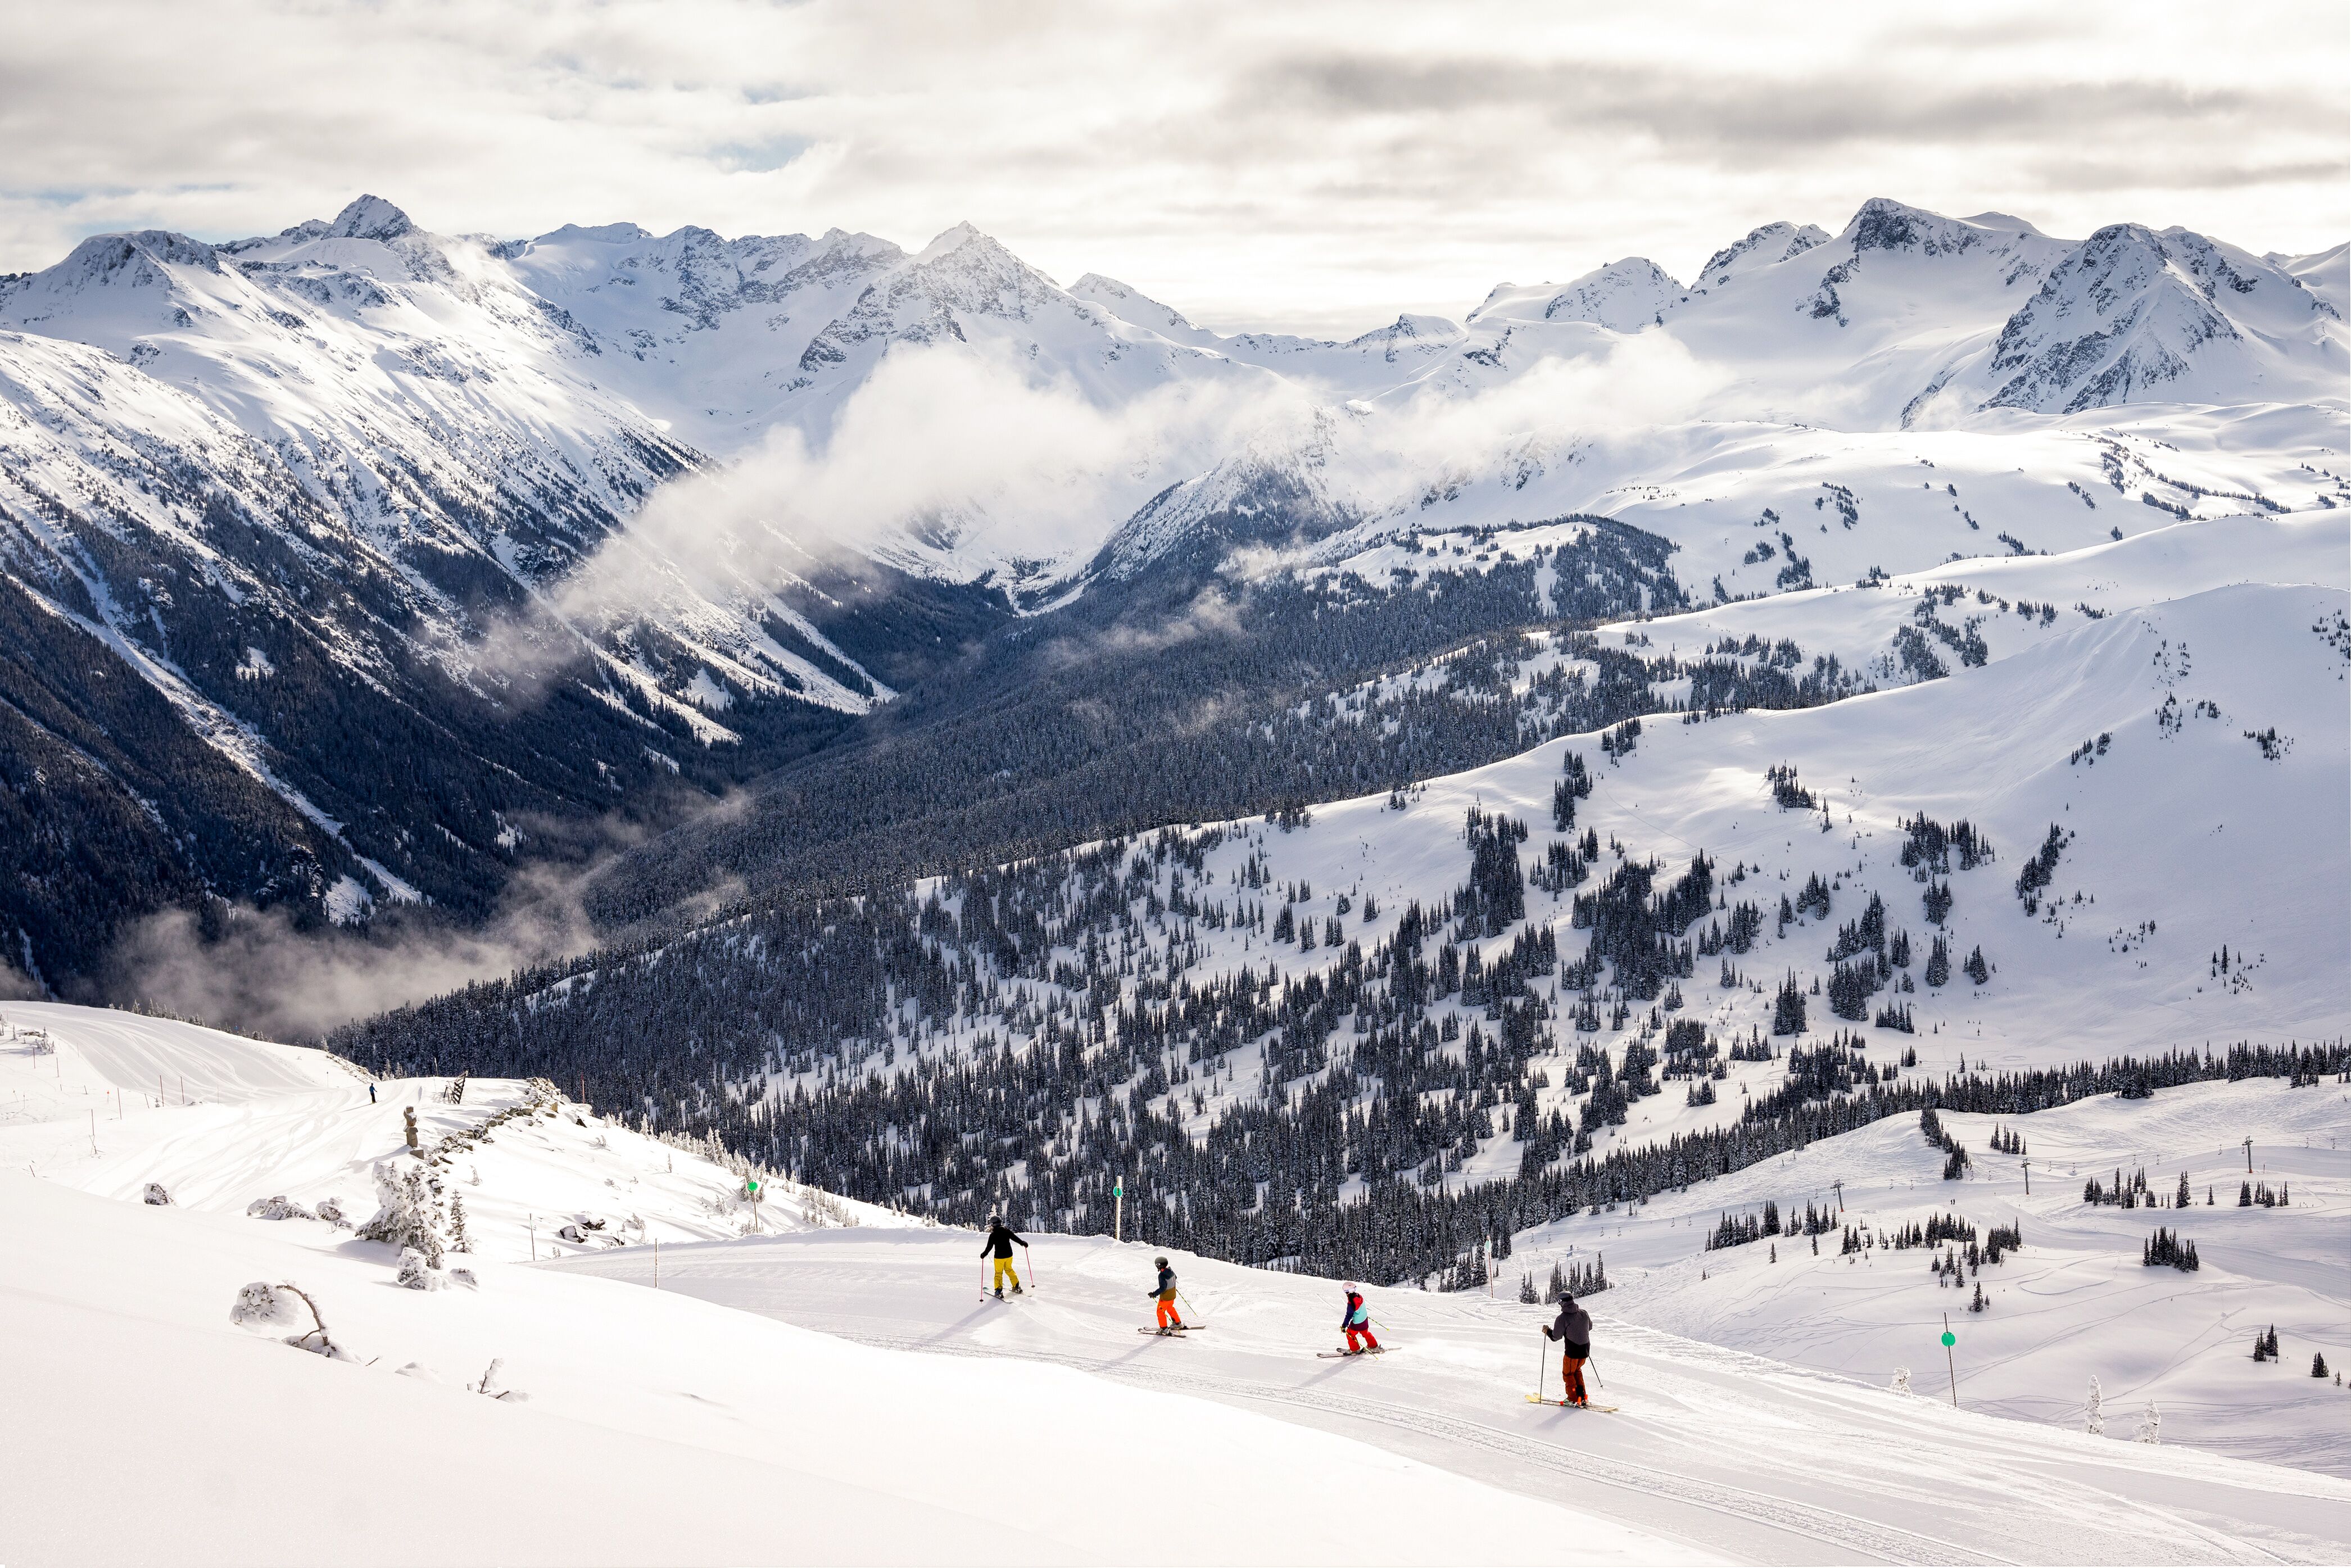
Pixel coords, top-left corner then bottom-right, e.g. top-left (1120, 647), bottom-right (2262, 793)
top-left (1543, 1295), bottom-right (1594, 1406)
top-left (1147, 1257), bottom-right (1184, 1332)
top-left (980, 1216), bottom-right (1027, 1298)
top-left (1339, 1284), bottom-right (1379, 1354)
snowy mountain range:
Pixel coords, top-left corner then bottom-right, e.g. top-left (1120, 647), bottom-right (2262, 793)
top-left (0, 193), bottom-right (2343, 993)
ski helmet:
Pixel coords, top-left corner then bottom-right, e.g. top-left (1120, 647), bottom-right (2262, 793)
top-left (1155, 1256), bottom-right (1169, 1267)
top-left (988, 1214), bottom-right (1002, 1226)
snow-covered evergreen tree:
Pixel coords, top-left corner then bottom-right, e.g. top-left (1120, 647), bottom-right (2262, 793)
top-left (356, 1159), bottom-right (445, 1267)
top-left (2135, 1401), bottom-right (2160, 1444)
top-left (2084, 1375), bottom-right (2104, 1434)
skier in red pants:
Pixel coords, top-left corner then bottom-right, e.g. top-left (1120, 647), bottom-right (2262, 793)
top-left (1339, 1284), bottom-right (1380, 1354)
top-left (1543, 1295), bottom-right (1593, 1406)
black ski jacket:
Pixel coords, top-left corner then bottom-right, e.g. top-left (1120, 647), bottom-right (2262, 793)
top-left (981, 1223), bottom-right (1027, 1259)
top-left (1545, 1301), bottom-right (1593, 1354)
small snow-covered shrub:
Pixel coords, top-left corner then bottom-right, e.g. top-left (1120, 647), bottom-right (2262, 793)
top-left (1888, 1367), bottom-right (1911, 1395)
top-left (230, 1281), bottom-right (301, 1330)
top-left (449, 1267), bottom-right (478, 1290)
top-left (142, 1182), bottom-right (172, 1206)
top-left (2085, 1375), bottom-right (2104, 1435)
top-left (315, 1197), bottom-right (349, 1228)
top-left (246, 1194), bottom-right (318, 1222)
top-left (2135, 1401), bottom-right (2161, 1444)
top-left (468, 1358), bottom-right (529, 1402)
top-left (230, 1281), bottom-right (355, 1360)
top-left (396, 1247), bottom-right (448, 1291)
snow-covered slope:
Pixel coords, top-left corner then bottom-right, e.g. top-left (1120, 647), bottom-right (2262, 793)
top-left (556, 1223), bottom-right (2351, 1562)
top-left (0, 1003), bottom-right (1684, 1566)
top-left (9, 1001), bottom-right (2344, 1564)
top-left (1556, 1076), bottom-right (2350, 1475)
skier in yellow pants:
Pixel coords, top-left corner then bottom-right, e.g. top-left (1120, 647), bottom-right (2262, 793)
top-left (981, 1216), bottom-right (1027, 1298)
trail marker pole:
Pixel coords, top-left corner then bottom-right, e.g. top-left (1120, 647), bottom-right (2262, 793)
top-left (1113, 1179), bottom-right (1124, 1243)
top-left (2021, 1159), bottom-right (2031, 1196)
top-left (2243, 1138), bottom-right (2253, 1173)
top-left (653, 1236), bottom-right (660, 1289)
top-left (1942, 1315), bottom-right (1958, 1408)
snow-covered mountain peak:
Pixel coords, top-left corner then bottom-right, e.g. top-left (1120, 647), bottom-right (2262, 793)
top-left (1955, 220), bottom-right (2345, 415)
top-left (1543, 258), bottom-right (1686, 330)
top-left (914, 220), bottom-right (995, 264)
top-left (532, 220), bottom-right (655, 246)
top-left (1692, 221), bottom-right (1830, 290)
top-left (329, 194), bottom-right (416, 242)
top-left (1069, 272), bottom-right (1214, 343)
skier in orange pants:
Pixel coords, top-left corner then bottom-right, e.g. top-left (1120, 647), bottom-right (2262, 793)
top-left (1147, 1257), bottom-right (1185, 1333)
top-left (1544, 1295), bottom-right (1593, 1406)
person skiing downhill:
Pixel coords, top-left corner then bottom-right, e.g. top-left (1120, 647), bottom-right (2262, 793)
top-left (1339, 1284), bottom-right (1380, 1354)
top-left (1543, 1294), bottom-right (1594, 1406)
top-left (1147, 1257), bottom-right (1184, 1333)
top-left (980, 1216), bottom-right (1027, 1298)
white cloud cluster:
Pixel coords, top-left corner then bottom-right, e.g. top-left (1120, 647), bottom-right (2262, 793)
top-left (1, 1), bottom-right (2341, 333)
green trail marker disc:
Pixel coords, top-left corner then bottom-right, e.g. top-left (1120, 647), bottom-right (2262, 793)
top-left (1941, 1330), bottom-right (1956, 1348)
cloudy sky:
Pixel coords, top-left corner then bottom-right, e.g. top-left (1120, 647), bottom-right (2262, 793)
top-left (3, 0), bottom-right (2343, 334)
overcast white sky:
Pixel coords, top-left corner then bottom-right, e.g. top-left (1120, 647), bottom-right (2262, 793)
top-left (3, 0), bottom-right (2343, 334)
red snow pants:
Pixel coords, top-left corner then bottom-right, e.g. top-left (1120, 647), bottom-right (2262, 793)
top-left (1345, 1325), bottom-right (1380, 1352)
top-left (1561, 1354), bottom-right (1589, 1406)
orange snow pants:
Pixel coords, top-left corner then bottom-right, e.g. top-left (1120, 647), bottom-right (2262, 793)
top-left (1561, 1355), bottom-right (1589, 1406)
top-left (1156, 1298), bottom-right (1183, 1329)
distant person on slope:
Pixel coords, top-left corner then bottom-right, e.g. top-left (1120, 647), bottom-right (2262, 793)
top-left (1543, 1295), bottom-right (1593, 1406)
top-left (1147, 1257), bottom-right (1184, 1333)
top-left (980, 1216), bottom-right (1027, 1298)
top-left (1339, 1284), bottom-right (1380, 1354)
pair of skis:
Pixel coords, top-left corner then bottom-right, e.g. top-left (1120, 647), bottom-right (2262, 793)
top-left (1525, 1394), bottom-right (1619, 1412)
top-left (1316, 1347), bottom-right (1385, 1359)
top-left (1138, 1324), bottom-right (1206, 1335)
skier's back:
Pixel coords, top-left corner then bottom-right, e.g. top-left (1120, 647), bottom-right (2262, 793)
top-left (1338, 1284), bottom-right (1379, 1354)
top-left (1147, 1257), bottom-right (1184, 1333)
top-left (1543, 1294), bottom-right (1594, 1406)
top-left (980, 1216), bottom-right (1027, 1298)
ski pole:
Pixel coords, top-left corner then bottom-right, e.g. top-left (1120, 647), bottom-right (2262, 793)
top-left (1025, 1241), bottom-right (1036, 1293)
top-left (1536, 1335), bottom-right (1548, 1402)
top-left (1179, 1289), bottom-right (1204, 1324)
top-left (1586, 1351), bottom-right (1606, 1390)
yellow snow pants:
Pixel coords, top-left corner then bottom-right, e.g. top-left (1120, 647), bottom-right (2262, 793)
top-left (993, 1257), bottom-right (1021, 1291)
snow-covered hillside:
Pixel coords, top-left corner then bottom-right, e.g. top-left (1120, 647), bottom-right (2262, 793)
top-left (8, 1000), bottom-right (2345, 1565)
top-left (0, 1002), bottom-right (1681, 1565)
top-left (0, 1001), bottom-right (897, 1255)
top-left (554, 1223), bottom-right (2351, 1563)
top-left (1525, 1076), bottom-right (2350, 1475)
